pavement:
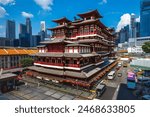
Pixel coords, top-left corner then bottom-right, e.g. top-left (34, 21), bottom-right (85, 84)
top-left (2, 83), bottom-right (82, 100)
top-left (22, 76), bottom-right (94, 100)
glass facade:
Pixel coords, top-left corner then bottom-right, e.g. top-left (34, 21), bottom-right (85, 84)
top-left (140, 0), bottom-right (150, 37)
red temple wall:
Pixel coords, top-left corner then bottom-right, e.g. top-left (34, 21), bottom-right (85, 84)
top-left (47, 44), bottom-right (64, 52)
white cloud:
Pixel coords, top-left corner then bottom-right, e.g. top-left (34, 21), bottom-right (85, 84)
top-left (21, 12), bottom-right (34, 18)
top-left (116, 13), bottom-right (131, 32)
top-left (0, 6), bottom-right (8, 18)
top-left (34, 0), bottom-right (53, 10)
top-left (136, 16), bottom-right (140, 22)
top-left (99, 0), bottom-right (107, 5)
top-left (0, 0), bottom-right (15, 5)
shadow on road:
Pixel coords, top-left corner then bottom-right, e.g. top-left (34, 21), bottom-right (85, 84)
top-left (117, 83), bottom-right (138, 100)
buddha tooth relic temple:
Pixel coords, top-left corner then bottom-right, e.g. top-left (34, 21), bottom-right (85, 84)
top-left (27, 10), bottom-right (117, 88)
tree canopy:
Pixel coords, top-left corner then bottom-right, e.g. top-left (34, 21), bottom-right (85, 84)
top-left (20, 58), bottom-right (34, 67)
top-left (142, 41), bottom-right (150, 53)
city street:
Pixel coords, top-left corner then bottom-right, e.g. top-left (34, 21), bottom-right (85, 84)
top-left (97, 66), bottom-right (129, 100)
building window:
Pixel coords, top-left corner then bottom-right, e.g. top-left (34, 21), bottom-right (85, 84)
top-left (73, 60), bottom-right (77, 64)
top-left (58, 59), bottom-right (61, 64)
top-left (65, 60), bottom-right (69, 64)
top-left (84, 25), bottom-right (89, 34)
top-left (52, 59), bottom-right (55, 63)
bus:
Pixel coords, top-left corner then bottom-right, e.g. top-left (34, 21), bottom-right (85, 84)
top-left (127, 72), bottom-right (136, 89)
top-left (107, 71), bottom-right (116, 80)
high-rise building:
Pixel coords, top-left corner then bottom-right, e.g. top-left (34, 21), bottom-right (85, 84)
top-left (118, 25), bottom-right (130, 44)
top-left (140, 0), bottom-right (150, 37)
top-left (19, 18), bottom-right (33, 47)
top-left (26, 18), bottom-right (33, 47)
top-left (6, 20), bottom-right (16, 46)
top-left (32, 35), bottom-right (41, 47)
top-left (39, 21), bottom-right (47, 42)
top-left (26, 18), bottom-right (32, 35)
top-left (19, 33), bottom-right (30, 47)
top-left (6, 20), bottom-right (16, 39)
top-left (135, 22), bottom-right (140, 37)
top-left (41, 21), bottom-right (46, 31)
top-left (19, 24), bottom-right (27, 34)
top-left (19, 21), bottom-right (30, 47)
top-left (130, 14), bottom-right (136, 38)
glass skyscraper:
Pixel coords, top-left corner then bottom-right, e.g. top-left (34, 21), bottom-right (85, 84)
top-left (6, 20), bottom-right (16, 46)
top-left (6, 20), bottom-right (16, 39)
top-left (140, 0), bottom-right (150, 37)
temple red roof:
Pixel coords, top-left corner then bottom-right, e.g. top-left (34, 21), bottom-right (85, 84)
top-left (48, 25), bottom-right (67, 30)
top-left (40, 38), bottom-right (74, 44)
top-left (77, 10), bottom-right (103, 19)
top-left (52, 17), bottom-right (71, 23)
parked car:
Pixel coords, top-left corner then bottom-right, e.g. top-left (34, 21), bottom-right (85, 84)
top-left (138, 77), bottom-right (150, 83)
top-left (144, 81), bottom-right (150, 87)
top-left (142, 95), bottom-right (150, 100)
top-left (123, 61), bottom-right (128, 67)
top-left (117, 73), bottom-right (122, 77)
top-left (96, 83), bottom-right (106, 97)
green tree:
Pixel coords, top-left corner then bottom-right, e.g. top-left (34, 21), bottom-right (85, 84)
top-left (21, 58), bottom-right (34, 67)
top-left (142, 41), bottom-right (150, 53)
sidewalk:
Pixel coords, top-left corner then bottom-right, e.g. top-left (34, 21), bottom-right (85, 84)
top-left (22, 76), bottom-right (94, 100)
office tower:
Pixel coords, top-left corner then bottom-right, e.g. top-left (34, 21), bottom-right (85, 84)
top-left (19, 23), bottom-right (30, 47)
top-left (26, 18), bottom-right (32, 35)
top-left (41, 21), bottom-right (46, 31)
top-left (26, 18), bottom-right (33, 46)
top-left (6, 20), bottom-right (16, 46)
top-left (6, 20), bottom-right (16, 39)
top-left (135, 22), bottom-right (140, 37)
top-left (130, 14), bottom-right (136, 38)
top-left (39, 21), bottom-right (47, 41)
top-left (118, 25), bottom-right (130, 43)
top-left (32, 35), bottom-right (41, 47)
top-left (140, 0), bottom-right (150, 37)
top-left (19, 24), bottom-right (27, 34)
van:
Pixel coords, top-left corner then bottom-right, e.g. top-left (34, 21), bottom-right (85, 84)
top-left (96, 83), bottom-right (106, 97)
top-left (107, 71), bottom-right (116, 80)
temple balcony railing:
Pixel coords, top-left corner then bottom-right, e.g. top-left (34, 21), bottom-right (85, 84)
top-left (34, 61), bottom-right (82, 68)
top-left (65, 64), bottom-right (80, 68)
top-left (51, 31), bottom-right (104, 39)
top-left (34, 61), bottom-right (64, 67)
top-left (34, 61), bottom-right (92, 69)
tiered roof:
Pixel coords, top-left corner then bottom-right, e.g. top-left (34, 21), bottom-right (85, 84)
top-left (40, 38), bottom-right (73, 44)
top-left (77, 10), bottom-right (103, 19)
top-left (0, 48), bottom-right (38, 55)
top-left (52, 17), bottom-right (71, 23)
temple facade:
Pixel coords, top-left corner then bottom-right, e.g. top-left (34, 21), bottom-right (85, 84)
top-left (27, 10), bottom-right (117, 88)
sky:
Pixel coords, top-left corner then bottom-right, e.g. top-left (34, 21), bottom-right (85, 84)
top-left (0, 0), bottom-right (141, 38)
